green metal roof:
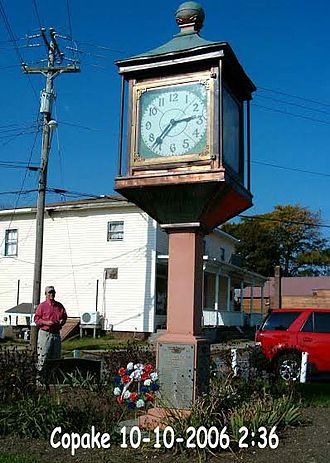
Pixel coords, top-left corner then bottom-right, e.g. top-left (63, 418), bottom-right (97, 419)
top-left (129, 31), bottom-right (221, 59)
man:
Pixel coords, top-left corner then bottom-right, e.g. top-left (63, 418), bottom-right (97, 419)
top-left (34, 285), bottom-right (67, 371)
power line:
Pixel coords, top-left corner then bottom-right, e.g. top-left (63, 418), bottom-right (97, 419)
top-left (66, 0), bottom-right (73, 40)
top-left (0, 189), bottom-right (38, 196)
top-left (253, 103), bottom-right (330, 126)
top-left (0, 128), bottom-right (40, 147)
top-left (0, 0), bottom-right (24, 63)
top-left (0, 0), bottom-right (38, 100)
top-left (0, 123), bottom-right (37, 134)
top-left (77, 40), bottom-right (127, 54)
top-left (0, 120), bottom-right (40, 251)
top-left (0, 64), bottom-right (22, 70)
top-left (252, 160), bottom-right (330, 179)
top-left (238, 214), bottom-right (330, 230)
top-left (32, 0), bottom-right (43, 29)
top-left (255, 94), bottom-right (330, 116)
top-left (0, 128), bottom-right (38, 139)
top-left (47, 187), bottom-right (99, 198)
top-left (0, 162), bottom-right (39, 171)
top-left (60, 120), bottom-right (101, 131)
top-left (258, 86), bottom-right (330, 109)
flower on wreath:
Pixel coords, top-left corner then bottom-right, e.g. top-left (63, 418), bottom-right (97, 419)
top-left (113, 387), bottom-right (121, 396)
top-left (127, 362), bottom-right (134, 371)
top-left (150, 372), bottom-right (158, 381)
top-left (136, 399), bottom-right (145, 408)
top-left (113, 362), bottom-right (159, 409)
top-left (123, 390), bottom-right (131, 400)
top-left (130, 392), bottom-right (138, 401)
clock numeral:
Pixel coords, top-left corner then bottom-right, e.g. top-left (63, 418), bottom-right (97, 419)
top-left (158, 97), bottom-right (164, 107)
top-left (169, 93), bottom-right (178, 102)
top-left (193, 129), bottom-right (199, 138)
top-left (196, 116), bottom-right (204, 125)
top-left (185, 94), bottom-right (189, 104)
top-left (193, 103), bottom-right (199, 112)
top-left (145, 121), bottom-right (151, 130)
top-left (149, 133), bottom-right (155, 142)
top-left (149, 107), bottom-right (157, 116)
top-left (170, 143), bottom-right (176, 153)
top-left (183, 139), bottom-right (189, 149)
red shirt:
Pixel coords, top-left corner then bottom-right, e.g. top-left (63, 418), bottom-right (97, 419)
top-left (34, 300), bottom-right (67, 334)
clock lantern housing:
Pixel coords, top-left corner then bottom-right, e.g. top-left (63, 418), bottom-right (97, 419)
top-left (115, 2), bottom-right (256, 230)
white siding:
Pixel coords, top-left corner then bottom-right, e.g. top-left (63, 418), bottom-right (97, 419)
top-left (0, 215), bottom-right (35, 310)
top-left (0, 205), bottom-right (157, 333)
top-left (205, 230), bottom-right (236, 263)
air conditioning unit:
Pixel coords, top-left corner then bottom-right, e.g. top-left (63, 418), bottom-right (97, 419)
top-left (80, 311), bottom-right (100, 325)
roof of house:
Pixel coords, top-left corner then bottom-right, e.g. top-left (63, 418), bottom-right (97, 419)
top-left (0, 195), bottom-right (132, 216)
top-left (244, 276), bottom-right (330, 298)
top-left (281, 277), bottom-right (330, 296)
top-left (5, 302), bottom-right (33, 314)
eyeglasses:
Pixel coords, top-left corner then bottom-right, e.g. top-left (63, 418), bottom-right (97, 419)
top-left (47, 291), bottom-right (55, 294)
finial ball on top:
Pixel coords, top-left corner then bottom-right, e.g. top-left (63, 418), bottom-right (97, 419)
top-left (175, 2), bottom-right (205, 33)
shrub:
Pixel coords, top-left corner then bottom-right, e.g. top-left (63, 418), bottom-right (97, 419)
top-left (229, 395), bottom-right (302, 444)
top-left (162, 376), bottom-right (302, 458)
top-left (0, 347), bottom-right (38, 402)
top-left (54, 387), bottom-right (126, 436)
top-left (0, 395), bottom-right (70, 438)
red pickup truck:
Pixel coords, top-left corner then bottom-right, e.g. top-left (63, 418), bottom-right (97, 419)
top-left (255, 308), bottom-right (330, 381)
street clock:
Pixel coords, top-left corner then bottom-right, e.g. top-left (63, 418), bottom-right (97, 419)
top-left (115, 1), bottom-right (255, 229)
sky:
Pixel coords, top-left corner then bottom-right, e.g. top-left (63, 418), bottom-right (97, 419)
top-left (1, 0), bottom-right (330, 238)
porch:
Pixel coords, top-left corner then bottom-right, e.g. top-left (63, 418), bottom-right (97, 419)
top-left (156, 255), bottom-right (268, 329)
top-left (202, 257), bottom-right (268, 327)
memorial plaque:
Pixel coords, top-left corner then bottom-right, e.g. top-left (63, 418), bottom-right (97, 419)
top-left (158, 343), bottom-right (195, 409)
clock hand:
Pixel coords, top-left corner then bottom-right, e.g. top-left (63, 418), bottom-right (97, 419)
top-left (152, 115), bottom-right (197, 150)
top-left (172, 115), bottom-right (197, 124)
top-left (152, 119), bottom-right (176, 149)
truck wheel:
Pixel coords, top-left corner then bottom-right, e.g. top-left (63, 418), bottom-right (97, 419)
top-left (276, 352), bottom-right (301, 381)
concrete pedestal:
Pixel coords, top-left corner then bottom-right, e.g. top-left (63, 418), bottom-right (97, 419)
top-left (156, 228), bottom-right (210, 409)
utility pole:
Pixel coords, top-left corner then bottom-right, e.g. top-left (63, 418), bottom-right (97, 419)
top-left (23, 28), bottom-right (80, 351)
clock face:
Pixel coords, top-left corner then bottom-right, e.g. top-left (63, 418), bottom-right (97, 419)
top-left (138, 82), bottom-right (208, 159)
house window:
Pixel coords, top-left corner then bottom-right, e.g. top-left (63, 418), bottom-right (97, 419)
top-left (4, 229), bottom-right (18, 256)
top-left (220, 247), bottom-right (225, 261)
top-left (107, 221), bottom-right (124, 241)
top-left (104, 268), bottom-right (118, 279)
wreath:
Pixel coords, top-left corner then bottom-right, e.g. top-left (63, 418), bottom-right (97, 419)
top-left (113, 362), bottom-right (160, 409)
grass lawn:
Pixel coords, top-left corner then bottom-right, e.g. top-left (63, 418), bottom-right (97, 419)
top-left (62, 336), bottom-right (146, 352)
top-left (0, 453), bottom-right (39, 463)
top-left (299, 381), bottom-right (330, 407)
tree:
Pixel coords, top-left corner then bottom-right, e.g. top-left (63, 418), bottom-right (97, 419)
top-left (222, 204), bottom-right (329, 277)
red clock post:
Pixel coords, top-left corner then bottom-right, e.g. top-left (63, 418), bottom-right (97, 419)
top-left (115, 1), bottom-right (255, 412)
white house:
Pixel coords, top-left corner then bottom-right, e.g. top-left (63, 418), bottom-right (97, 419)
top-left (0, 196), bottom-right (267, 333)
